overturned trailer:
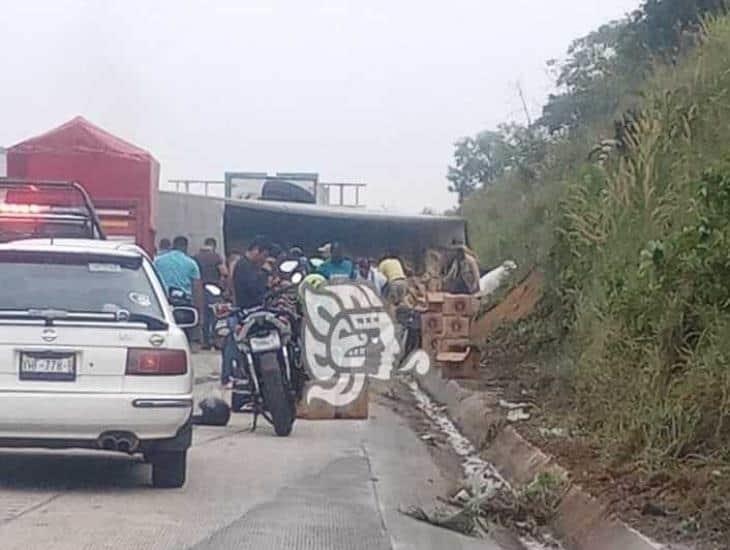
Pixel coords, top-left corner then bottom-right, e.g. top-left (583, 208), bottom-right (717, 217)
top-left (222, 198), bottom-right (467, 266)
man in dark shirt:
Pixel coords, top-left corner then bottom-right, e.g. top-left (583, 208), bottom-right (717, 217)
top-left (233, 236), bottom-right (272, 309)
top-left (194, 238), bottom-right (228, 349)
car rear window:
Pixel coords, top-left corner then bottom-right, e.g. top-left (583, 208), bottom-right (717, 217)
top-left (0, 251), bottom-right (164, 318)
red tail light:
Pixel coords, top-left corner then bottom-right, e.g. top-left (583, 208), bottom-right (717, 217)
top-left (126, 349), bottom-right (188, 375)
top-left (213, 303), bottom-right (232, 318)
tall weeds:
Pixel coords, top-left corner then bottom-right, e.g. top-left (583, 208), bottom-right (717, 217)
top-left (465, 15), bottom-right (730, 469)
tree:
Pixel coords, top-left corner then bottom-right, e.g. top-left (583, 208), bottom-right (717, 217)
top-left (497, 123), bottom-right (549, 180)
top-left (539, 18), bottom-right (647, 133)
top-left (538, 1), bottom-right (728, 134)
top-left (447, 131), bottom-right (512, 203)
top-left (639, 0), bottom-right (727, 57)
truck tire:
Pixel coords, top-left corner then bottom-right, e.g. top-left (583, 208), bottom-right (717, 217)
top-left (151, 451), bottom-right (187, 488)
top-left (258, 352), bottom-right (295, 437)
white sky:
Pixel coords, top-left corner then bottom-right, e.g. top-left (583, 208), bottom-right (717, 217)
top-left (0, 0), bottom-right (639, 212)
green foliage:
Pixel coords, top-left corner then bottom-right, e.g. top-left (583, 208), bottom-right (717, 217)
top-left (459, 4), bottom-right (730, 512)
top-left (447, 131), bottom-right (511, 204)
top-left (541, 19), bottom-right (648, 133)
top-left (539, 0), bottom-right (728, 134)
top-left (447, 124), bottom-right (550, 205)
top-left (639, 0), bottom-right (726, 55)
top-left (552, 15), bottom-right (730, 466)
top-left (518, 472), bottom-right (568, 525)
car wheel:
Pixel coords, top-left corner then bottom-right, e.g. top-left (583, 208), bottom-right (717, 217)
top-left (151, 450), bottom-right (187, 488)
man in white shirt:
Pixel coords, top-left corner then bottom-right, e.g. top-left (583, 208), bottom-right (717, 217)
top-left (355, 257), bottom-right (386, 295)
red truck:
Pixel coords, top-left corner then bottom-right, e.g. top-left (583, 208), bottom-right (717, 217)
top-left (6, 116), bottom-right (159, 255)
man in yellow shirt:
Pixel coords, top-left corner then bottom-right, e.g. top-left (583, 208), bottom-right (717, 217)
top-left (378, 253), bottom-right (408, 307)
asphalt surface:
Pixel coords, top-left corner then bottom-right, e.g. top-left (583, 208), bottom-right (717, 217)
top-left (0, 352), bottom-right (507, 550)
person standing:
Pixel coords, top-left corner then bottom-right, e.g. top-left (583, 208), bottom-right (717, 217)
top-left (355, 257), bottom-right (386, 295)
top-left (194, 237), bottom-right (229, 350)
top-left (153, 236), bottom-right (204, 337)
top-left (444, 245), bottom-right (480, 294)
top-left (317, 242), bottom-right (332, 260)
top-left (378, 251), bottom-right (408, 307)
top-left (317, 241), bottom-right (355, 281)
top-left (155, 238), bottom-right (171, 260)
top-left (233, 236), bottom-right (273, 309)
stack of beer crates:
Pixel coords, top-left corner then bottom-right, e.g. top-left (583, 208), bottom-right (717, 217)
top-left (421, 292), bottom-right (480, 379)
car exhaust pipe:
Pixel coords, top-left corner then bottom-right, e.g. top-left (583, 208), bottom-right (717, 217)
top-left (98, 432), bottom-right (139, 453)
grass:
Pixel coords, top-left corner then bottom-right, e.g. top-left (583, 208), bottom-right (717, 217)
top-left (463, 14), bottom-right (730, 538)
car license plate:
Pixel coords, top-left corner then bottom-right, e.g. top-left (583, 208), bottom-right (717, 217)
top-left (249, 332), bottom-right (281, 353)
top-left (20, 352), bottom-right (76, 381)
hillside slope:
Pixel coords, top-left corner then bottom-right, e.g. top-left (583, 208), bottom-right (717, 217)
top-left (463, 15), bottom-right (730, 543)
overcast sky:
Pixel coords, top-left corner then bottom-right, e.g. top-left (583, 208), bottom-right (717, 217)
top-left (0, 0), bottom-right (639, 212)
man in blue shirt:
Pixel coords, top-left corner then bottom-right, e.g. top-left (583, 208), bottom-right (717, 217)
top-left (154, 236), bottom-right (204, 321)
top-left (317, 241), bottom-right (355, 281)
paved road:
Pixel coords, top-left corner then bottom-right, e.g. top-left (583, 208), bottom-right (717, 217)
top-left (0, 353), bottom-right (507, 550)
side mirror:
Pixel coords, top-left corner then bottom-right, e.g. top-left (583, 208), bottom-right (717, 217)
top-left (173, 306), bottom-right (198, 328)
top-left (278, 259), bottom-right (299, 274)
top-left (204, 283), bottom-right (222, 297)
top-left (309, 257), bottom-right (324, 269)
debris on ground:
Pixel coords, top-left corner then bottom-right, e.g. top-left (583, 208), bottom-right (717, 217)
top-left (405, 378), bottom-right (562, 548)
top-left (420, 433), bottom-right (438, 446)
top-left (380, 386), bottom-right (401, 402)
top-left (537, 427), bottom-right (567, 438)
top-left (401, 499), bottom-right (488, 538)
top-left (453, 488), bottom-right (471, 503)
top-left (500, 399), bottom-right (533, 422)
top-left (401, 481), bottom-right (564, 547)
top-left (499, 399), bottom-right (532, 410)
top-left (506, 409), bottom-right (531, 422)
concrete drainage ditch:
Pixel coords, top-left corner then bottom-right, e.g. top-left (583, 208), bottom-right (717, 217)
top-left (406, 379), bottom-right (562, 550)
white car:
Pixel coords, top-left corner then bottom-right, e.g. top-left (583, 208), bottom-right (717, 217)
top-left (0, 238), bottom-right (197, 488)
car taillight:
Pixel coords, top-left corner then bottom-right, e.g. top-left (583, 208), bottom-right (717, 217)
top-left (126, 349), bottom-right (188, 375)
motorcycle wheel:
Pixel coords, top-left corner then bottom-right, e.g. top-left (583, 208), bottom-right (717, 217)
top-left (258, 352), bottom-right (295, 437)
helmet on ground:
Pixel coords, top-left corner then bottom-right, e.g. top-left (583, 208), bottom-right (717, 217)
top-left (196, 396), bottom-right (231, 426)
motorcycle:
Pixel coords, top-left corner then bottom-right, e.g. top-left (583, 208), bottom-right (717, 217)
top-left (202, 283), bottom-right (228, 350)
top-left (220, 283), bottom-right (305, 437)
top-left (204, 283), bottom-right (233, 351)
top-left (278, 258), bottom-right (307, 284)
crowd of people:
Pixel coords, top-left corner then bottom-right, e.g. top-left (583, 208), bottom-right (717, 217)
top-left (152, 235), bottom-right (410, 349)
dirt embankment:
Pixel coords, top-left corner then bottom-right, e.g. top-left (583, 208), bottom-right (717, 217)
top-left (466, 273), bottom-right (727, 550)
